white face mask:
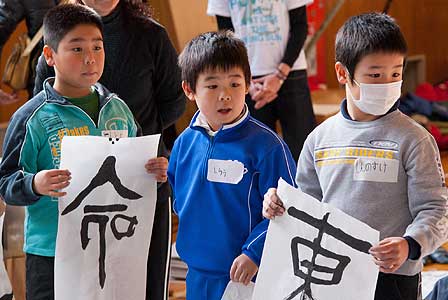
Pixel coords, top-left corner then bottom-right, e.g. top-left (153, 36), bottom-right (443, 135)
top-left (347, 80), bottom-right (403, 116)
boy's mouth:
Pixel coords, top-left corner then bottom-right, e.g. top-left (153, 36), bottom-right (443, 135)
top-left (217, 108), bottom-right (232, 114)
top-left (82, 72), bottom-right (97, 76)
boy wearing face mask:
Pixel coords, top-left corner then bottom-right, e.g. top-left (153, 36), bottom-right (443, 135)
top-left (262, 13), bottom-right (448, 300)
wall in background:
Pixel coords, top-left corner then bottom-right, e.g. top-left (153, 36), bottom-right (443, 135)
top-left (323, 0), bottom-right (448, 88)
top-left (0, 22), bottom-right (28, 123)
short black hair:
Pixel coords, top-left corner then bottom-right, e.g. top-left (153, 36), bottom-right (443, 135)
top-left (43, 4), bottom-right (103, 52)
top-left (178, 31), bottom-right (251, 92)
top-left (335, 13), bottom-right (407, 83)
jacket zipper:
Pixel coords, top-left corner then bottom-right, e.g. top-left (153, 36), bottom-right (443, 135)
top-left (51, 95), bottom-right (114, 128)
top-left (202, 135), bottom-right (215, 182)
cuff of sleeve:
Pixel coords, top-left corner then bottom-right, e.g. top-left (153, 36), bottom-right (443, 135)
top-left (27, 174), bottom-right (41, 198)
top-left (242, 249), bottom-right (261, 266)
top-left (404, 236), bottom-right (422, 260)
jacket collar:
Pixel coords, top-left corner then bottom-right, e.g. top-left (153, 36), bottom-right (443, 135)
top-left (42, 77), bottom-right (115, 108)
top-left (189, 105), bottom-right (251, 138)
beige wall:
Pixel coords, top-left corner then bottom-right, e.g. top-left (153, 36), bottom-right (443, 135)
top-left (151, 0), bottom-right (217, 52)
top-left (323, 0), bottom-right (448, 88)
top-left (167, 0), bottom-right (217, 52)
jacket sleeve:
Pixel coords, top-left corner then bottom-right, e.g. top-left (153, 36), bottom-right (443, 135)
top-left (0, 0), bottom-right (25, 55)
top-left (152, 26), bottom-right (186, 130)
top-left (296, 133), bottom-right (323, 201)
top-left (33, 54), bottom-right (54, 96)
top-left (242, 142), bottom-right (297, 265)
top-left (0, 108), bottom-right (42, 206)
top-left (404, 135), bottom-right (448, 257)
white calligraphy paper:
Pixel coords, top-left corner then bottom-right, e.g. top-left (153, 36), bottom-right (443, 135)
top-left (222, 281), bottom-right (254, 300)
top-left (253, 179), bottom-right (379, 300)
top-left (55, 135), bottom-right (160, 300)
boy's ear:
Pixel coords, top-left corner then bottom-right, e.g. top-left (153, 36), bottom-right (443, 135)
top-left (335, 62), bottom-right (349, 85)
top-left (43, 45), bottom-right (56, 67)
top-left (182, 81), bottom-right (196, 102)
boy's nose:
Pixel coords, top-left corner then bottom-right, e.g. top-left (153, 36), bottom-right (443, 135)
top-left (220, 94), bottom-right (231, 101)
top-left (84, 52), bottom-right (95, 65)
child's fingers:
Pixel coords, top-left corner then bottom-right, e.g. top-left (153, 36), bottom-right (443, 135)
top-left (146, 157), bottom-right (168, 164)
top-left (265, 188), bottom-right (283, 205)
top-left (372, 255), bottom-right (394, 265)
top-left (243, 275), bottom-right (249, 286)
top-left (243, 272), bottom-right (252, 285)
top-left (50, 181), bottom-right (70, 190)
top-left (267, 198), bottom-right (284, 212)
top-left (238, 270), bottom-right (247, 283)
top-left (47, 169), bottom-right (71, 177)
top-left (379, 263), bottom-right (399, 273)
top-left (146, 169), bottom-right (168, 182)
top-left (156, 174), bottom-right (168, 183)
top-left (229, 261), bottom-right (237, 281)
top-left (233, 266), bottom-right (243, 283)
top-left (49, 175), bottom-right (71, 184)
top-left (146, 166), bottom-right (167, 173)
top-left (262, 203), bottom-right (275, 219)
top-left (145, 159), bottom-right (168, 168)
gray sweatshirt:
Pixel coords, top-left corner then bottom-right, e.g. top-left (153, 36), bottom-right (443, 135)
top-left (297, 109), bottom-right (448, 275)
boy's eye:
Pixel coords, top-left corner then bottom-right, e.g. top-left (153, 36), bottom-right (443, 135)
top-left (368, 73), bottom-right (381, 78)
top-left (392, 72), bottom-right (401, 78)
top-left (206, 85), bottom-right (218, 89)
top-left (231, 82), bottom-right (241, 87)
top-left (72, 47), bottom-right (82, 52)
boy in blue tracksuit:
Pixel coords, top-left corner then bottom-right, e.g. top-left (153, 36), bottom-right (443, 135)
top-left (0, 4), bottom-right (167, 300)
top-left (168, 31), bottom-right (297, 300)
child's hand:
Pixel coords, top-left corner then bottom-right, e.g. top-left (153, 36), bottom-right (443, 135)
top-left (369, 237), bottom-right (409, 273)
top-left (263, 188), bottom-right (285, 219)
top-left (33, 169), bottom-right (71, 197)
top-left (230, 254), bottom-right (258, 286)
top-left (145, 157), bottom-right (168, 182)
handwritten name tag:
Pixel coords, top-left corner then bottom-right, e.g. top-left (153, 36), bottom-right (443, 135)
top-left (101, 130), bottom-right (128, 138)
top-left (207, 159), bottom-right (246, 184)
top-left (353, 157), bottom-right (399, 183)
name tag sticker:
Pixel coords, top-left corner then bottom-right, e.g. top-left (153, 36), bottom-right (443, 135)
top-left (207, 159), bottom-right (246, 184)
top-left (101, 130), bottom-right (128, 138)
top-left (353, 157), bottom-right (399, 183)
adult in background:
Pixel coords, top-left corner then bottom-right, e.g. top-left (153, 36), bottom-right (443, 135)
top-left (0, 0), bottom-right (57, 104)
top-left (208, 0), bottom-right (316, 161)
top-left (34, 1), bottom-right (185, 299)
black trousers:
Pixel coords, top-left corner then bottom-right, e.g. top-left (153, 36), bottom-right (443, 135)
top-left (146, 184), bottom-right (171, 300)
top-left (375, 272), bottom-right (421, 300)
top-left (26, 254), bottom-right (54, 300)
top-left (246, 69), bottom-right (316, 161)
